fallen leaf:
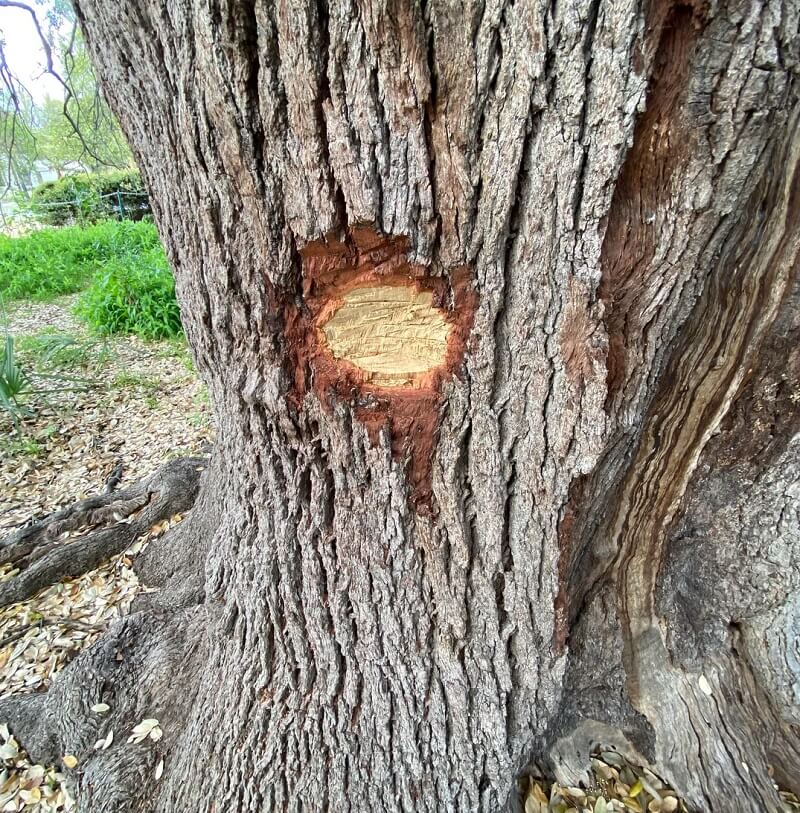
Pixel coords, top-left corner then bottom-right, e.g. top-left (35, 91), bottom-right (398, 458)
top-left (0, 738), bottom-right (19, 760)
top-left (698, 675), bottom-right (713, 696)
top-left (94, 729), bottom-right (113, 750)
top-left (127, 718), bottom-right (160, 744)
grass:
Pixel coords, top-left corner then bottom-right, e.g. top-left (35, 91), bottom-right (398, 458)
top-left (16, 330), bottom-right (113, 372)
top-left (156, 336), bottom-right (195, 372)
top-left (76, 245), bottom-right (183, 340)
top-left (188, 387), bottom-right (211, 428)
top-left (0, 220), bottom-right (162, 302)
top-left (1, 219), bottom-right (183, 341)
top-left (0, 434), bottom-right (43, 458)
top-left (111, 371), bottom-right (161, 392)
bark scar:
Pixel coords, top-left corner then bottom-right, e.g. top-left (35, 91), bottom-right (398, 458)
top-left (283, 225), bottom-right (477, 511)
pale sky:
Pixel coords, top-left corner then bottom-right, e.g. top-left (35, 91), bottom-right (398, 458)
top-left (0, 5), bottom-right (65, 103)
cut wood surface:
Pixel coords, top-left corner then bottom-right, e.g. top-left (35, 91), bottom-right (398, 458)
top-left (320, 284), bottom-right (451, 387)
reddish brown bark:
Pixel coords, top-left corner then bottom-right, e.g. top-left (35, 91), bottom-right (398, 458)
top-left (284, 226), bottom-right (477, 509)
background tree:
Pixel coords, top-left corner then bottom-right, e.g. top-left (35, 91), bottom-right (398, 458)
top-left (0, 1), bottom-right (798, 812)
top-left (0, 1), bottom-right (130, 192)
top-left (0, 93), bottom-right (38, 190)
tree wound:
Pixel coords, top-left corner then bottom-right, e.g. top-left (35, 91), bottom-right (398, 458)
top-left (284, 226), bottom-right (477, 509)
top-left (319, 284), bottom-right (452, 388)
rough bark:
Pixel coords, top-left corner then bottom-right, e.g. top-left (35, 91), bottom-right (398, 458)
top-left (3, 0), bottom-right (798, 811)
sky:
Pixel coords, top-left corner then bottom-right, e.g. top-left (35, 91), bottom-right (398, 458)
top-left (0, 4), bottom-right (65, 103)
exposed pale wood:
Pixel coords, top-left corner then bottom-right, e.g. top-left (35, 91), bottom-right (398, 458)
top-left (320, 285), bottom-right (451, 387)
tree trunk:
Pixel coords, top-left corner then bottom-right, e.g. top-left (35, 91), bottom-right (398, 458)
top-left (5, 0), bottom-right (799, 810)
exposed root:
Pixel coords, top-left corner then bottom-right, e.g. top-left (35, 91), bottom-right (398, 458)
top-left (0, 693), bottom-right (56, 766)
top-left (0, 455), bottom-right (216, 812)
top-left (0, 457), bottom-right (207, 609)
top-left (0, 605), bottom-right (210, 809)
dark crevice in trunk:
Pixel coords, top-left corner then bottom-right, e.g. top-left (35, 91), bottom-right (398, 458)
top-left (314, 0), bottom-right (347, 232)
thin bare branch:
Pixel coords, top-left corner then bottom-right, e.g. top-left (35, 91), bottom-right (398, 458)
top-left (0, 0), bottom-right (111, 167)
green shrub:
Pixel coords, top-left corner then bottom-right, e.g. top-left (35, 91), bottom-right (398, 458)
top-left (0, 220), bottom-right (162, 301)
top-left (76, 246), bottom-right (183, 340)
top-left (28, 169), bottom-right (150, 226)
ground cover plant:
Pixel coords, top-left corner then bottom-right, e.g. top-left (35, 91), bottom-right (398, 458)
top-left (0, 221), bottom-right (162, 303)
top-left (75, 246), bottom-right (182, 340)
top-left (1, 219), bottom-right (181, 340)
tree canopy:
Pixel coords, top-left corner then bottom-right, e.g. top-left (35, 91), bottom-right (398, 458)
top-left (0, 0), bottom-right (131, 193)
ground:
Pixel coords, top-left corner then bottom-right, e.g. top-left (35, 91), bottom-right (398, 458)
top-left (0, 296), bottom-right (211, 811)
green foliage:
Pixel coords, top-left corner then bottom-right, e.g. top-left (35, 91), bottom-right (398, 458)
top-left (0, 434), bottom-right (44, 458)
top-left (0, 333), bottom-right (31, 422)
top-left (36, 34), bottom-right (133, 173)
top-left (0, 103), bottom-right (39, 193)
top-left (77, 246), bottom-right (183, 340)
top-left (155, 336), bottom-right (195, 372)
top-left (110, 371), bottom-right (161, 391)
top-left (28, 169), bottom-right (149, 226)
top-left (0, 220), bottom-right (161, 301)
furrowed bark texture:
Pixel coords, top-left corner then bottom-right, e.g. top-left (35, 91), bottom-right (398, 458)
top-left (29, 0), bottom-right (798, 810)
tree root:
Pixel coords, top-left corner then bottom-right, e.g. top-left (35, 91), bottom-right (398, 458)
top-left (0, 604), bottom-right (210, 804)
top-left (0, 456), bottom-right (207, 609)
top-left (0, 454), bottom-right (215, 812)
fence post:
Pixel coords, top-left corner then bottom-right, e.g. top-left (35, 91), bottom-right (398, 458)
top-left (117, 190), bottom-right (125, 219)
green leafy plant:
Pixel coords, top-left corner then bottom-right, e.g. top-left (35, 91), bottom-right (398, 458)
top-left (0, 220), bottom-right (162, 302)
top-left (76, 246), bottom-right (183, 340)
top-left (0, 333), bottom-right (31, 423)
top-left (0, 298), bottom-right (97, 426)
top-left (16, 331), bottom-right (113, 372)
top-left (27, 169), bottom-right (149, 226)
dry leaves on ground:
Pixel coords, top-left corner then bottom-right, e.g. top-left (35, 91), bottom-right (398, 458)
top-left (127, 718), bottom-right (162, 744)
top-left (0, 517), bottom-right (183, 699)
top-left (524, 752), bottom-right (687, 813)
top-left (523, 749), bottom-right (800, 812)
top-left (0, 725), bottom-right (73, 812)
top-left (2, 296), bottom-right (212, 533)
top-left (0, 298), bottom-right (212, 812)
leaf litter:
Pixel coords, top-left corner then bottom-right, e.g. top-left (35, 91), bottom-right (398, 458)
top-left (523, 751), bottom-right (800, 813)
top-left (127, 719), bottom-right (162, 744)
top-left (0, 298), bottom-right (212, 811)
top-left (0, 725), bottom-right (73, 812)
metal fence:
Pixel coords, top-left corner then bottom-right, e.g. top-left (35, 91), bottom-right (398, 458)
top-left (29, 190), bottom-right (150, 219)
